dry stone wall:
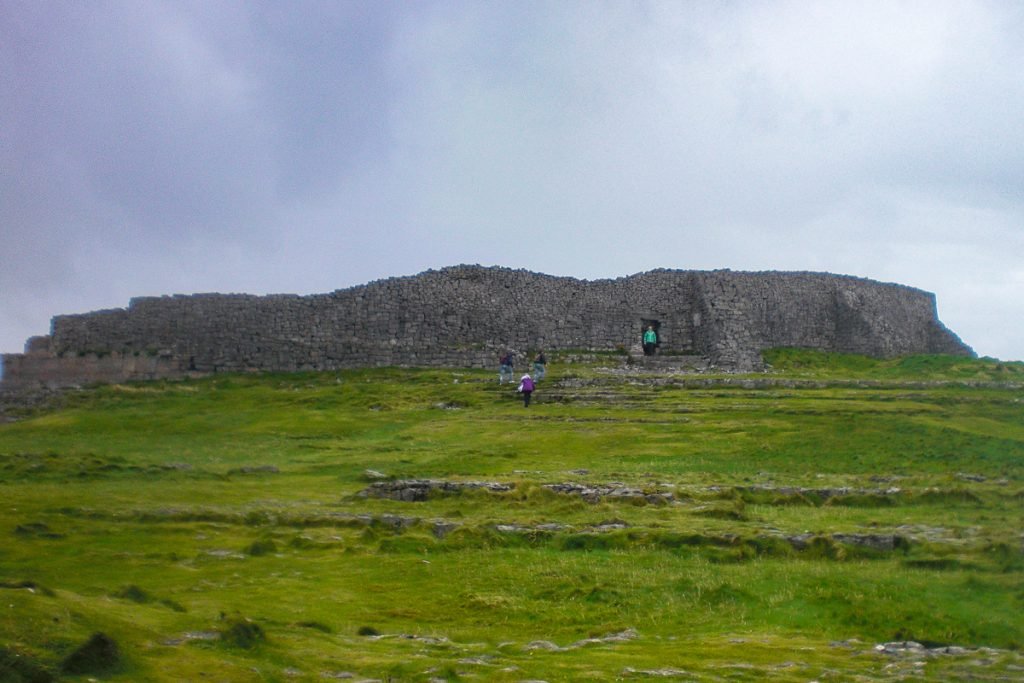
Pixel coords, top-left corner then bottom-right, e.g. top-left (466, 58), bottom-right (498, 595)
top-left (1, 265), bottom-right (972, 389)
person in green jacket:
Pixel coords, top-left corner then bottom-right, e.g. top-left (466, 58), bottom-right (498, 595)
top-left (643, 326), bottom-right (658, 356)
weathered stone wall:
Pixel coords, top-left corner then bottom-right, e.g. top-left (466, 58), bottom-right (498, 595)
top-left (0, 341), bottom-right (184, 389)
top-left (0, 265), bottom-right (972, 390)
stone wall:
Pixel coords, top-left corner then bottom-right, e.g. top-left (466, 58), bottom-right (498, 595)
top-left (0, 265), bottom-right (973, 390)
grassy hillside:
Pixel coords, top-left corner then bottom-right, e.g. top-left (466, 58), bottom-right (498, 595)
top-left (1, 350), bottom-right (1022, 681)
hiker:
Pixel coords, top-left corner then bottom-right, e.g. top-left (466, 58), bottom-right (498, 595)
top-left (517, 373), bottom-right (535, 407)
top-left (532, 351), bottom-right (547, 381)
top-left (643, 326), bottom-right (658, 356)
top-left (498, 351), bottom-right (514, 384)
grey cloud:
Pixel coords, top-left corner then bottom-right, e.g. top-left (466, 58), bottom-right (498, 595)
top-left (2, 0), bottom-right (1022, 363)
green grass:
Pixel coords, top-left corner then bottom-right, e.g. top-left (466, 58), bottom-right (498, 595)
top-left (0, 350), bottom-right (1022, 680)
top-left (763, 347), bottom-right (1024, 381)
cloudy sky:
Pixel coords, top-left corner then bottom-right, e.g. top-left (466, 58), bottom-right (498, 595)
top-left (2, 0), bottom-right (1022, 364)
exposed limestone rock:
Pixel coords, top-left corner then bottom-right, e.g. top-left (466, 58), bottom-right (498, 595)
top-left (784, 533), bottom-right (909, 551)
top-left (360, 479), bottom-right (514, 501)
top-left (544, 482), bottom-right (675, 504)
top-left (523, 629), bottom-right (639, 652)
top-left (160, 631), bottom-right (220, 646)
top-left (430, 521), bottom-right (460, 538)
top-left (831, 533), bottom-right (908, 551)
top-left (366, 633), bottom-right (450, 645)
top-left (622, 666), bottom-right (695, 678)
top-left (872, 641), bottom-right (1010, 659)
top-left (495, 523), bottom-right (572, 534)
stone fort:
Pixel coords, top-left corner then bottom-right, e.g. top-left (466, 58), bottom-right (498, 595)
top-left (0, 265), bottom-right (972, 390)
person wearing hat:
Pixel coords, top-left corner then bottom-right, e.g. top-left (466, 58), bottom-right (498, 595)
top-left (517, 373), bottom-right (535, 407)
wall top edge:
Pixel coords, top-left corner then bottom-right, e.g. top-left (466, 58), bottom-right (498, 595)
top-left (49, 265), bottom-right (933, 321)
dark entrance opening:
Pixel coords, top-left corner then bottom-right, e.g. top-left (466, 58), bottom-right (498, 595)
top-left (641, 319), bottom-right (661, 355)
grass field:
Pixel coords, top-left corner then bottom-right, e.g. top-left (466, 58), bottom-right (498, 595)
top-left (1, 350), bottom-right (1022, 681)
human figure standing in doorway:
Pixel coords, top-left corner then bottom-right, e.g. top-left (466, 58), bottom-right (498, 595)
top-left (643, 326), bottom-right (658, 356)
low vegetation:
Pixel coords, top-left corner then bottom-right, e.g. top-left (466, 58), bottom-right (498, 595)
top-left (0, 350), bottom-right (1021, 681)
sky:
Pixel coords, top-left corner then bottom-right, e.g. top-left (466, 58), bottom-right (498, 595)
top-left (2, 0), bottom-right (1023, 365)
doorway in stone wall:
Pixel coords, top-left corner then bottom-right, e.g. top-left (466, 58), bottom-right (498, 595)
top-left (640, 319), bottom-right (661, 355)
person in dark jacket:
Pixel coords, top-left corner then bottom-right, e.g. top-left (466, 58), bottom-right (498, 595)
top-left (498, 351), bottom-right (514, 384)
top-left (532, 351), bottom-right (547, 381)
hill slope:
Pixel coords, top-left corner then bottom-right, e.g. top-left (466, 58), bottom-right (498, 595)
top-left (0, 351), bottom-right (1022, 681)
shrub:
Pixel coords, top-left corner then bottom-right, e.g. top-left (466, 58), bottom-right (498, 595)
top-left (245, 538), bottom-right (278, 556)
top-left (113, 584), bottom-right (151, 603)
top-left (0, 645), bottom-right (54, 683)
top-left (220, 617), bottom-right (266, 649)
top-left (60, 633), bottom-right (120, 675)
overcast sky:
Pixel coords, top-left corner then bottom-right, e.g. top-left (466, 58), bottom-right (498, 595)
top-left (2, 0), bottom-right (1022, 365)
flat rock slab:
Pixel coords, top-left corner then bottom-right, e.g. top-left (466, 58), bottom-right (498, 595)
top-left (544, 482), bottom-right (675, 504)
top-left (361, 479), bottom-right (514, 501)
